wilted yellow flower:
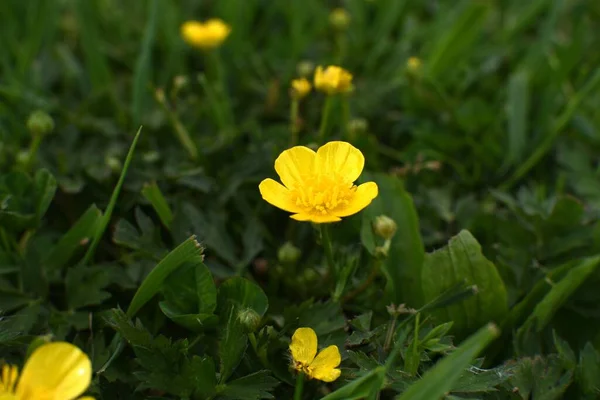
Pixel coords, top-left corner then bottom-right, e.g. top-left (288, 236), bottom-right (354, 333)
top-left (180, 19), bottom-right (231, 50)
top-left (290, 78), bottom-right (312, 100)
top-left (259, 141), bottom-right (378, 223)
top-left (407, 56), bottom-right (422, 72)
top-left (314, 66), bottom-right (353, 95)
top-left (289, 327), bottom-right (341, 382)
top-left (0, 342), bottom-right (93, 400)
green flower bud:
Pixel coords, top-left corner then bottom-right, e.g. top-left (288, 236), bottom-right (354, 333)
top-left (296, 60), bottom-right (315, 78)
top-left (277, 242), bottom-right (301, 264)
top-left (347, 118), bottom-right (368, 139)
top-left (238, 308), bottom-right (262, 333)
top-left (105, 155), bottom-right (122, 172)
top-left (16, 150), bottom-right (29, 165)
top-left (373, 215), bottom-right (397, 240)
top-left (26, 110), bottom-right (54, 136)
top-left (329, 8), bottom-right (350, 31)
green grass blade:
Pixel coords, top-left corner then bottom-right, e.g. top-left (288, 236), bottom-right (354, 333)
top-left (79, 127), bottom-right (142, 266)
top-left (44, 204), bottom-right (102, 272)
top-left (396, 323), bottom-right (500, 400)
top-left (132, 0), bottom-right (160, 127)
top-left (502, 69), bottom-right (530, 171)
top-left (126, 236), bottom-right (203, 318)
top-left (502, 68), bottom-right (600, 189)
top-left (141, 181), bottom-right (173, 229)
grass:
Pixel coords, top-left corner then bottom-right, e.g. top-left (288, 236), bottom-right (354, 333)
top-left (1, 0), bottom-right (600, 399)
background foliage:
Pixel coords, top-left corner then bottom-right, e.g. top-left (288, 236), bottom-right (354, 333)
top-left (2, 0), bottom-right (600, 399)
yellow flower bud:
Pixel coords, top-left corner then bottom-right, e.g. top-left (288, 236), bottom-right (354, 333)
top-left (407, 57), bottom-right (422, 73)
top-left (314, 65), bottom-right (353, 95)
top-left (26, 110), bottom-right (54, 136)
top-left (373, 215), bottom-right (397, 240)
top-left (277, 242), bottom-right (301, 264)
top-left (290, 78), bottom-right (312, 100)
top-left (329, 8), bottom-right (350, 31)
top-left (180, 19), bottom-right (231, 50)
top-left (296, 60), bottom-right (315, 77)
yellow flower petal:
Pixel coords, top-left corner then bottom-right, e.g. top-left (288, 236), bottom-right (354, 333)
top-left (309, 345), bottom-right (341, 382)
top-left (332, 182), bottom-right (378, 217)
top-left (259, 178), bottom-right (303, 213)
top-left (16, 342), bottom-right (92, 400)
top-left (315, 141), bottom-right (364, 183)
top-left (290, 213), bottom-right (341, 223)
top-left (289, 328), bottom-right (318, 366)
top-left (274, 146), bottom-right (316, 189)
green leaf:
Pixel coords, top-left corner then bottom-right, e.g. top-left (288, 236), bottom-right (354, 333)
top-left (141, 181), bottom-right (173, 229)
top-left (576, 342), bottom-right (600, 394)
top-left (361, 172), bottom-right (425, 307)
top-left (44, 204), bottom-right (102, 272)
top-left (126, 236), bottom-right (203, 318)
top-left (503, 69), bottom-right (530, 170)
top-left (421, 230), bottom-right (508, 338)
top-left (553, 331), bottom-right (576, 370)
top-left (321, 367), bottom-right (387, 400)
top-left (220, 370), bottom-right (279, 399)
top-left (80, 126), bottom-right (142, 266)
top-left (65, 265), bottom-right (114, 309)
top-left (33, 169), bottom-right (57, 220)
top-left (396, 323), bottom-right (500, 400)
top-left (425, 0), bottom-right (491, 80)
top-left (217, 277), bottom-right (269, 317)
top-left (516, 255), bottom-right (600, 347)
top-left (510, 355), bottom-right (572, 400)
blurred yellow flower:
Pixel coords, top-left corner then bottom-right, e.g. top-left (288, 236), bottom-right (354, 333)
top-left (180, 19), bottom-right (231, 50)
top-left (0, 342), bottom-right (93, 400)
top-left (291, 78), bottom-right (312, 100)
top-left (259, 141), bottom-right (378, 223)
top-left (314, 66), bottom-right (353, 95)
top-left (289, 327), bottom-right (341, 382)
top-left (329, 8), bottom-right (350, 30)
top-left (407, 56), bottom-right (422, 72)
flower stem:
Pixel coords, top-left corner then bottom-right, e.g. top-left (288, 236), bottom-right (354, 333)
top-left (341, 95), bottom-right (350, 139)
top-left (290, 97), bottom-right (300, 146)
top-left (341, 258), bottom-right (381, 303)
top-left (318, 96), bottom-right (334, 142)
top-left (155, 89), bottom-right (198, 160)
top-left (293, 372), bottom-right (304, 400)
top-left (320, 224), bottom-right (336, 277)
top-left (25, 133), bottom-right (44, 171)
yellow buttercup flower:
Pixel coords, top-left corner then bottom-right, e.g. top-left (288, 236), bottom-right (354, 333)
top-left (407, 56), bottom-right (422, 72)
top-left (180, 19), bottom-right (231, 50)
top-left (290, 78), bottom-right (312, 100)
top-left (314, 66), bottom-right (353, 95)
top-left (259, 141), bottom-right (378, 223)
top-left (289, 327), bottom-right (341, 382)
top-left (0, 342), bottom-right (93, 400)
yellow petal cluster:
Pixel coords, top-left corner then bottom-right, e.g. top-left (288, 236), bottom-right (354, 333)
top-left (290, 78), bottom-right (312, 100)
top-left (314, 66), bottom-right (353, 95)
top-left (180, 19), bottom-right (231, 50)
top-left (0, 342), bottom-right (93, 400)
top-left (259, 141), bottom-right (378, 223)
top-left (289, 327), bottom-right (341, 382)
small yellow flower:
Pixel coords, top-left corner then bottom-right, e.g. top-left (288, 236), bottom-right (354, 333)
top-left (314, 66), bottom-right (353, 95)
top-left (290, 78), bottom-right (312, 100)
top-left (289, 327), bottom-right (341, 382)
top-left (259, 141), bottom-right (378, 223)
top-left (329, 8), bottom-right (350, 30)
top-left (0, 342), bottom-right (93, 400)
top-left (407, 56), bottom-right (422, 72)
top-left (180, 19), bottom-right (231, 50)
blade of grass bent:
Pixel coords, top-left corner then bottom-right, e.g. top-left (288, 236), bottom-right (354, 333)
top-left (79, 126), bottom-right (142, 267)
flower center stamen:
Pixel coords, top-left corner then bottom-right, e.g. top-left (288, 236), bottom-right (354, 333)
top-left (290, 174), bottom-right (356, 215)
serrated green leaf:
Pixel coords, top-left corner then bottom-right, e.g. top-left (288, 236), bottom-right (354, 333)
top-left (396, 323), bottom-right (500, 400)
top-left (220, 370), bottom-right (279, 399)
top-left (33, 169), bottom-right (57, 220)
top-left (422, 230), bottom-right (508, 338)
top-left (577, 342), bottom-right (600, 394)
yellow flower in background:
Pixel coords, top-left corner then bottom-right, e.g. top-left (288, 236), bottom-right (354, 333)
top-left (289, 327), bottom-right (341, 382)
top-left (314, 66), bottom-right (353, 95)
top-left (180, 19), bottom-right (231, 50)
top-left (259, 141), bottom-right (378, 223)
top-left (290, 78), bottom-right (312, 100)
top-left (407, 56), bottom-right (422, 72)
top-left (0, 342), bottom-right (93, 400)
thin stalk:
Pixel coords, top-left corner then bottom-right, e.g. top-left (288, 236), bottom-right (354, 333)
top-left (320, 224), bottom-right (335, 277)
top-left (25, 133), bottom-right (44, 171)
top-left (290, 98), bottom-right (300, 146)
top-left (293, 372), bottom-right (304, 400)
top-left (318, 96), bottom-right (334, 142)
top-left (155, 90), bottom-right (198, 160)
top-left (342, 258), bottom-right (381, 303)
top-left (341, 95), bottom-right (350, 139)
